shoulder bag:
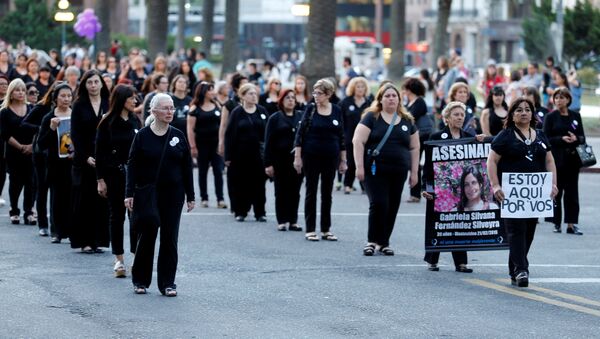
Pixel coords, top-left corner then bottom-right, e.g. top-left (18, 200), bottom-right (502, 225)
top-left (131, 127), bottom-right (171, 226)
top-left (366, 113), bottom-right (398, 175)
top-left (575, 143), bottom-right (597, 167)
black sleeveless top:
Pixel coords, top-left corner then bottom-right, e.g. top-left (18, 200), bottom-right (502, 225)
top-left (488, 107), bottom-right (506, 136)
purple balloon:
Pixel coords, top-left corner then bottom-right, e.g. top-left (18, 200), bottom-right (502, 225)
top-left (74, 8), bottom-right (102, 39)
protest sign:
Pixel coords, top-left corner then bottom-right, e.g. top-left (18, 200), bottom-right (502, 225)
top-left (500, 172), bottom-right (553, 218)
top-left (57, 117), bottom-right (72, 158)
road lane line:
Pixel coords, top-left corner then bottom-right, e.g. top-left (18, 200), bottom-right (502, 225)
top-left (176, 212), bottom-right (425, 217)
top-left (495, 279), bottom-right (600, 307)
top-left (465, 279), bottom-right (600, 318)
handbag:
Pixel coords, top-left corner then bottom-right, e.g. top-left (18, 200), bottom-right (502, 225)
top-left (131, 127), bottom-right (171, 226)
top-left (366, 113), bottom-right (398, 175)
top-left (575, 143), bottom-right (597, 167)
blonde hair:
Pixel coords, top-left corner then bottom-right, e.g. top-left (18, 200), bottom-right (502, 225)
top-left (266, 77), bottom-right (281, 93)
top-left (1, 78), bottom-right (26, 110)
top-left (238, 83), bottom-right (258, 98)
top-left (345, 76), bottom-right (370, 97)
top-left (448, 82), bottom-right (470, 102)
top-left (364, 83), bottom-right (414, 122)
top-left (313, 78), bottom-right (335, 96)
top-left (441, 101), bottom-right (466, 124)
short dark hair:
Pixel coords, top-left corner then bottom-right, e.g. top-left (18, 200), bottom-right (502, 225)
top-left (344, 57), bottom-right (352, 65)
top-left (552, 87), bottom-right (572, 107)
top-left (402, 77), bottom-right (425, 97)
top-left (231, 73), bottom-right (248, 91)
top-left (198, 51), bottom-right (206, 59)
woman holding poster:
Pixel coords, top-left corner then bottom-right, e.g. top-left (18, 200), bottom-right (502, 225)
top-left (353, 83), bottom-right (419, 256)
top-left (487, 97), bottom-right (558, 287)
top-left (421, 101), bottom-right (475, 272)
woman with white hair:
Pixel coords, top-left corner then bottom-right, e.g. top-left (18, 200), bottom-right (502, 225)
top-left (125, 93), bottom-right (195, 297)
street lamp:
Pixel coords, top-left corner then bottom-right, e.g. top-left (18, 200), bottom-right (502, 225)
top-left (54, 0), bottom-right (74, 54)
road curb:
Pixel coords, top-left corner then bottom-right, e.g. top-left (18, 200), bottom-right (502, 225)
top-left (581, 167), bottom-right (600, 173)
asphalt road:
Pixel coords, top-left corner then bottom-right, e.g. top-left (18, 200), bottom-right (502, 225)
top-left (1, 172), bottom-right (599, 338)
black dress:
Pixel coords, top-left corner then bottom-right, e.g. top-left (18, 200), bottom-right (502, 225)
top-left (407, 96), bottom-right (432, 198)
top-left (340, 95), bottom-right (371, 190)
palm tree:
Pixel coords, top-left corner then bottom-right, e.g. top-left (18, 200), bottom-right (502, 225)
top-left (302, 0), bottom-right (337, 87)
top-left (176, 0), bottom-right (186, 52)
top-left (387, 0), bottom-right (406, 82)
top-left (221, 0), bottom-right (239, 76)
top-left (146, 0), bottom-right (169, 59)
top-left (200, 0), bottom-right (215, 56)
top-left (95, 0), bottom-right (112, 55)
top-left (432, 0), bottom-right (453, 67)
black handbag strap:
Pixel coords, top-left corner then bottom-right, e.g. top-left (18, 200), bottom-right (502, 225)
top-left (154, 126), bottom-right (171, 183)
top-left (372, 113), bottom-right (398, 156)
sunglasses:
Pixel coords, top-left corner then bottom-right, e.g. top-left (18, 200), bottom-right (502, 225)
top-left (28, 90), bottom-right (39, 95)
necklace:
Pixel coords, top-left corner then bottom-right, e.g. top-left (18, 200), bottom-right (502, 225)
top-left (516, 127), bottom-right (532, 145)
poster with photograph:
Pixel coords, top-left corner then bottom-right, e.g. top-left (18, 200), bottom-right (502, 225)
top-left (424, 138), bottom-right (508, 252)
top-left (57, 117), bottom-right (73, 158)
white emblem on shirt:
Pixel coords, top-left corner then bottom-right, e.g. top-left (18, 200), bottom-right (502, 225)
top-left (332, 119), bottom-right (339, 126)
top-left (349, 105), bottom-right (355, 111)
top-left (538, 111), bottom-right (544, 117)
top-left (134, 129), bottom-right (139, 133)
top-left (540, 142), bottom-right (547, 149)
top-left (170, 136), bottom-right (180, 147)
top-left (261, 114), bottom-right (266, 120)
top-left (215, 110), bottom-right (221, 116)
top-left (401, 125), bottom-right (408, 131)
top-left (573, 120), bottom-right (578, 126)
top-left (441, 132), bottom-right (448, 139)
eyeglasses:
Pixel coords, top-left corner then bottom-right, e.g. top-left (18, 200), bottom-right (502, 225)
top-left (156, 106), bottom-right (175, 112)
top-left (28, 90), bottom-right (39, 95)
top-left (312, 91), bottom-right (324, 96)
top-left (284, 96), bottom-right (295, 100)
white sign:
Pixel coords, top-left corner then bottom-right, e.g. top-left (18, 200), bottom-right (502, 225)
top-left (500, 172), bottom-right (553, 218)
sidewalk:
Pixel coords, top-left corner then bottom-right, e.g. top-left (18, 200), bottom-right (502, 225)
top-left (581, 136), bottom-right (600, 173)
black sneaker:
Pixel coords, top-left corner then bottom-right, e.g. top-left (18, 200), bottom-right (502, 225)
top-left (566, 226), bottom-right (583, 235)
top-left (515, 271), bottom-right (529, 287)
top-left (553, 224), bottom-right (562, 233)
top-left (256, 216), bottom-right (267, 222)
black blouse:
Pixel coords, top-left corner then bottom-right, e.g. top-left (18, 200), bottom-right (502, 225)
top-left (95, 114), bottom-right (141, 180)
top-left (264, 110), bottom-right (302, 167)
top-left (294, 104), bottom-right (345, 158)
top-left (542, 109), bottom-right (585, 168)
top-left (0, 106), bottom-right (34, 157)
top-left (340, 95), bottom-right (371, 145)
top-left (189, 105), bottom-right (221, 143)
top-left (224, 105), bottom-right (268, 163)
top-left (70, 98), bottom-right (109, 166)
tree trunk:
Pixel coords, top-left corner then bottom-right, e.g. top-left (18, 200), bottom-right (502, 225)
top-left (200, 0), bottom-right (215, 56)
top-left (302, 0), bottom-right (337, 87)
top-left (146, 0), bottom-right (169, 59)
top-left (176, 0), bottom-right (186, 52)
top-left (387, 0), bottom-right (406, 82)
top-left (432, 0), bottom-right (452, 68)
top-left (222, 0), bottom-right (239, 77)
top-left (95, 0), bottom-right (112, 55)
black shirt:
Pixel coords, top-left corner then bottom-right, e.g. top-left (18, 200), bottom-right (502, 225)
top-left (340, 95), bottom-right (371, 145)
top-left (171, 94), bottom-right (192, 136)
top-left (264, 110), bottom-right (302, 167)
top-left (0, 106), bottom-right (34, 158)
top-left (360, 111), bottom-right (417, 174)
top-left (95, 114), bottom-right (141, 179)
top-left (294, 104), bottom-right (345, 158)
top-left (224, 105), bottom-right (268, 163)
top-left (488, 107), bottom-right (506, 137)
top-left (542, 109), bottom-right (585, 168)
top-left (258, 93), bottom-right (279, 116)
top-left (406, 96), bottom-right (432, 135)
top-left (71, 98), bottom-right (109, 166)
top-left (189, 105), bottom-right (221, 143)
top-left (224, 95), bottom-right (241, 114)
top-left (126, 126), bottom-right (194, 203)
top-left (37, 111), bottom-right (72, 163)
top-left (492, 127), bottom-right (551, 184)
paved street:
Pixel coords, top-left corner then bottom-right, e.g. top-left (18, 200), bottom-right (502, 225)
top-left (1, 172), bottom-right (599, 338)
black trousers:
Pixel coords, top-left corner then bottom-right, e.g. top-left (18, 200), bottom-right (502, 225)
top-left (343, 143), bottom-right (357, 189)
top-left (6, 153), bottom-right (34, 217)
top-left (70, 165), bottom-right (109, 249)
top-left (364, 168), bottom-right (407, 247)
top-left (553, 163), bottom-right (580, 225)
top-left (197, 141), bottom-right (224, 202)
top-left (105, 167), bottom-right (136, 255)
top-left (131, 201), bottom-right (183, 292)
top-left (228, 158), bottom-right (266, 218)
top-left (424, 251), bottom-right (468, 267)
top-left (504, 218), bottom-right (537, 277)
top-left (48, 159), bottom-right (72, 239)
top-left (33, 152), bottom-right (49, 229)
top-left (410, 133), bottom-right (429, 198)
top-left (303, 153), bottom-right (337, 233)
top-left (273, 154), bottom-right (303, 224)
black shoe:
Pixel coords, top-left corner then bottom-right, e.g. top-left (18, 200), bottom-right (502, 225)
top-left (51, 237), bottom-right (61, 244)
top-left (455, 265), bottom-right (473, 273)
top-left (553, 224), bottom-right (562, 233)
top-left (510, 277), bottom-right (517, 286)
top-left (566, 226), bottom-right (583, 235)
top-left (38, 228), bottom-right (49, 237)
top-left (515, 271), bottom-right (529, 287)
top-left (235, 216), bottom-right (245, 222)
top-left (427, 264), bottom-right (439, 271)
top-left (256, 216), bottom-right (267, 222)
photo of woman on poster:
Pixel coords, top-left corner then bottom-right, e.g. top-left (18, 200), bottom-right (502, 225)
top-left (455, 166), bottom-right (498, 212)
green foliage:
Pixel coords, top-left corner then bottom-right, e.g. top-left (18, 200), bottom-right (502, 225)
top-left (521, 0), bottom-right (555, 63)
top-left (0, 0), bottom-right (59, 50)
top-left (577, 67), bottom-right (598, 87)
top-left (563, 1), bottom-right (600, 64)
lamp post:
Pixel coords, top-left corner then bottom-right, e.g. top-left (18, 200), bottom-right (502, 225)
top-left (54, 0), bottom-right (74, 54)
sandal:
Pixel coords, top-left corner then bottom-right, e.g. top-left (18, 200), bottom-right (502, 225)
top-left (363, 243), bottom-right (376, 256)
top-left (25, 214), bottom-right (37, 225)
top-left (114, 261), bottom-right (126, 278)
top-left (134, 285), bottom-right (147, 294)
top-left (163, 287), bottom-right (177, 297)
top-left (277, 224), bottom-right (287, 231)
top-left (10, 215), bottom-right (20, 224)
top-left (406, 196), bottom-right (421, 203)
top-left (201, 200), bottom-right (209, 208)
top-left (321, 232), bottom-right (338, 241)
top-left (288, 224), bottom-right (302, 232)
top-left (305, 232), bottom-right (319, 241)
top-left (81, 246), bottom-right (94, 254)
top-left (217, 201), bottom-right (228, 209)
top-left (379, 246), bottom-right (395, 256)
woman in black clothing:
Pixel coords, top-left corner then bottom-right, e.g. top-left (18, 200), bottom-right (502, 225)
top-left (23, 82), bottom-right (61, 237)
top-left (421, 102), bottom-right (475, 270)
top-left (170, 75), bottom-right (192, 135)
top-left (218, 73), bottom-right (248, 156)
top-left (294, 75), bottom-right (310, 111)
top-left (543, 87), bottom-right (585, 235)
top-left (488, 97), bottom-right (558, 287)
top-left (37, 83), bottom-right (74, 244)
top-left (187, 82), bottom-right (227, 209)
top-left (403, 78), bottom-right (432, 203)
top-left (125, 93), bottom-right (195, 297)
top-left (264, 89), bottom-right (303, 232)
top-left (294, 79), bottom-right (347, 241)
top-left (70, 70), bottom-right (110, 253)
top-left (0, 79), bottom-right (36, 225)
top-left (523, 86), bottom-right (549, 129)
top-left (353, 83), bottom-right (419, 256)
top-left (8, 54), bottom-right (27, 81)
top-left (96, 84), bottom-right (141, 277)
top-left (224, 83), bottom-right (268, 222)
top-left (0, 75), bottom-right (8, 208)
top-left (258, 77), bottom-right (281, 116)
top-left (480, 86), bottom-right (508, 137)
top-left (25, 82), bottom-right (39, 106)
top-left (340, 76), bottom-right (371, 195)
top-left (21, 59), bottom-right (39, 85)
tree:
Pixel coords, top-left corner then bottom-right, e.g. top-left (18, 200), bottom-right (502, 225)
top-left (175, 0), bottom-right (186, 52)
top-left (222, 0), bottom-right (239, 76)
top-left (521, 0), bottom-right (555, 62)
top-left (200, 0), bottom-right (215, 56)
top-left (302, 0), bottom-right (337, 87)
top-left (432, 0), bottom-right (452, 67)
top-left (387, 0), bottom-right (406, 82)
top-left (563, 0), bottom-right (600, 65)
top-left (95, 0), bottom-right (112, 54)
top-left (146, 0), bottom-right (169, 59)
top-left (0, 0), bottom-right (59, 51)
